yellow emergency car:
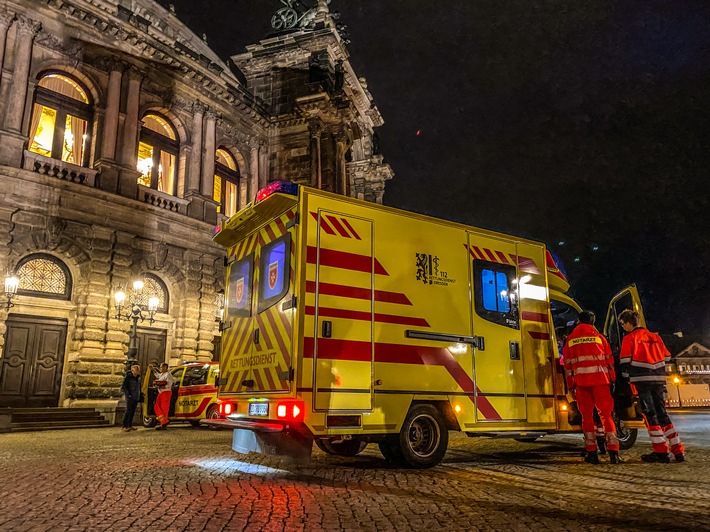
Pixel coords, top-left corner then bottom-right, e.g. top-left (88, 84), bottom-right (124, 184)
top-left (208, 181), bottom-right (646, 466)
top-left (141, 362), bottom-right (234, 428)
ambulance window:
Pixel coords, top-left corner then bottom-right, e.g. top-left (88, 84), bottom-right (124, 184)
top-left (226, 254), bottom-right (254, 319)
top-left (171, 368), bottom-right (184, 382)
top-left (474, 260), bottom-right (519, 329)
top-left (607, 292), bottom-right (634, 356)
top-left (257, 233), bottom-right (291, 313)
top-left (182, 366), bottom-right (208, 386)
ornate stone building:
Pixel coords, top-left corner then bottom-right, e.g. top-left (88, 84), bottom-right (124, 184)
top-left (0, 0), bottom-right (392, 419)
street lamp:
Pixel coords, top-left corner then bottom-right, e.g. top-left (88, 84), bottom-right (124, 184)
top-left (114, 279), bottom-right (159, 370)
top-left (673, 376), bottom-right (682, 407)
top-left (3, 273), bottom-right (19, 309)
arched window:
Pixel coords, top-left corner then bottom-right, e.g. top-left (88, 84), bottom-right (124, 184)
top-left (15, 254), bottom-right (72, 300)
top-left (136, 273), bottom-right (169, 313)
top-left (137, 113), bottom-right (178, 195)
top-left (29, 73), bottom-right (92, 166)
top-left (213, 148), bottom-right (240, 217)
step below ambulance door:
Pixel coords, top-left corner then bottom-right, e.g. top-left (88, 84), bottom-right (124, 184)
top-left (312, 210), bottom-right (374, 412)
top-left (468, 233), bottom-right (526, 422)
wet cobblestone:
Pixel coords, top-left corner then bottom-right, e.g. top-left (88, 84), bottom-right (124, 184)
top-left (0, 425), bottom-right (708, 531)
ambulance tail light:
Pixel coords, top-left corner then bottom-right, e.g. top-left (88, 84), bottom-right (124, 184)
top-left (255, 181), bottom-right (298, 203)
top-left (218, 400), bottom-right (234, 417)
top-left (276, 400), bottom-right (305, 422)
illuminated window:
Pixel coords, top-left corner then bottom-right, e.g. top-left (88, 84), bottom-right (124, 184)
top-left (134, 273), bottom-right (168, 312)
top-left (29, 73), bottom-right (91, 166)
top-left (137, 113), bottom-right (178, 195)
top-left (15, 254), bottom-right (72, 300)
top-left (214, 148), bottom-right (240, 217)
top-left (473, 260), bottom-right (519, 330)
top-left (257, 234), bottom-right (292, 313)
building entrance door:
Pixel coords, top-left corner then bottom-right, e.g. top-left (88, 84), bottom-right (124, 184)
top-left (0, 315), bottom-right (67, 407)
top-left (135, 328), bottom-right (167, 374)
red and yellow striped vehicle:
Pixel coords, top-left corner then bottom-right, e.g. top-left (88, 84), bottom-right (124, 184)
top-left (207, 182), bottom-right (645, 467)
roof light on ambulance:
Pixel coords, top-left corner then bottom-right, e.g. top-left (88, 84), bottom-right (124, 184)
top-left (255, 180), bottom-right (298, 203)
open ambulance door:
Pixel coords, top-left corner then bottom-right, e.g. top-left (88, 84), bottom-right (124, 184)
top-left (602, 284), bottom-right (646, 447)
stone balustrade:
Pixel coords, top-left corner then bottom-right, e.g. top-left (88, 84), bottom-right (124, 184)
top-left (138, 184), bottom-right (190, 214)
top-left (23, 151), bottom-right (98, 187)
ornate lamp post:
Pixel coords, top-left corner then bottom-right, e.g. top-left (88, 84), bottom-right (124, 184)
top-left (113, 279), bottom-right (159, 370)
top-left (3, 273), bottom-right (19, 309)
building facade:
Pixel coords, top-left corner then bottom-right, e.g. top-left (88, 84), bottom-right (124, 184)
top-left (0, 0), bottom-right (392, 419)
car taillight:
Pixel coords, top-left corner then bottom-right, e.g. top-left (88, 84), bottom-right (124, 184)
top-left (276, 401), bottom-right (304, 422)
top-left (219, 401), bottom-right (234, 416)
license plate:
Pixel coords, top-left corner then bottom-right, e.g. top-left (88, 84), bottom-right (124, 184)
top-left (248, 403), bottom-right (269, 417)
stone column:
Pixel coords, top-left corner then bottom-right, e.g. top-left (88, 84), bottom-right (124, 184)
top-left (335, 131), bottom-right (349, 196)
top-left (200, 109), bottom-right (216, 197)
top-left (120, 66), bottom-right (142, 167)
top-left (187, 101), bottom-right (206, 194)
top-left (0, 11), bottom-right (15, 72)
top-left (100, 61), bottom-right (124, 161)
top-left (248, 139), bottom-right (259, 202)
top-left (258, 141), bottom-right (268, 189)
top-left (3, 15), bottom-right (40, 133)
top-left (309, 121), bottom-right (322, 189)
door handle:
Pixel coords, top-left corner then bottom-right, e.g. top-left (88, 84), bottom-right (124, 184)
top-left (509, 341), bottom-right (520, 360)
top-left (254, 329), bottom-right (260, 345)
top-left (321, 320), bottom-right (332, 338)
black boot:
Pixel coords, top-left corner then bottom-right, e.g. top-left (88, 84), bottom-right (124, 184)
top-left (641, 452), bottom-right (670, 463)
top-left (609, 451), bottom-right (622, 464)
top-left (584, 451), bottom-right (600, 464)
top-left (597, 437), bottom-right (607, 455)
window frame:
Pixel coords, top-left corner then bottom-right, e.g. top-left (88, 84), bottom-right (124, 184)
top-left (214, 160), bottom-right (240, 216)
top-left (138, 114), bottom-right (179, 195)
top-left (257, 233), bottom-right (292, 314)
top-left (31, 73), bottom-right (92, 167)
top-left (15, 253), bottom-right (73, 301)
top-left (473, 259), bottom-right (519, 330)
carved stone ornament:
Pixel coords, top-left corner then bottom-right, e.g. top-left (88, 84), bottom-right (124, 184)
top-left (192, 100), bottom-right (208, 115)
top-left (153, 241), bottom-right (169, 270)
top-left (0, 9), bottom-right (15, 27)
top-left (14, 14), bottom-right (41, 37)
top-left (35, 30), bottom-right (83, 59)
top-left (270, 0), bottom-right (330, 31)
top-left (46, 216), bottom-right (66, 248)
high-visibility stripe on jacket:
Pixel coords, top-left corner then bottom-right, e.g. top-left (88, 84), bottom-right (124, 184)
top-left (619, 327), bottom-right (670, 383)
top-left (562, 323), bottom-right (615, 388)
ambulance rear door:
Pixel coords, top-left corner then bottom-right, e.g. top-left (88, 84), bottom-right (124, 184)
top-left (220, 207), bottom-right (297, 397)
top-left (603, 284), bottom-right (647, 356)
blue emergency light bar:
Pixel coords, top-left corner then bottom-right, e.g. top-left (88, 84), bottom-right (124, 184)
top-left (255, 181), bottom-right (298, 203)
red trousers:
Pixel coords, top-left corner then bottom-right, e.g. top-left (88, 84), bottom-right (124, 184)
top-left (154, 391), bottom-right (171, 426)
top-left (577, 384), bottom-right (618, 451)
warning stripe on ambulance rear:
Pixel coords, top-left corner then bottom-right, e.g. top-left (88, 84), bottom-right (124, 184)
top-left (464, 244), bottom-right (541, 275)
top-left (220, 208), bottom-right (295, 394)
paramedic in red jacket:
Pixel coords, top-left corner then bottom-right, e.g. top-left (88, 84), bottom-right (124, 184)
top-left (563, 311), bottom-right (621, 464)
top-left (618, 309), bottom-right (685, 463)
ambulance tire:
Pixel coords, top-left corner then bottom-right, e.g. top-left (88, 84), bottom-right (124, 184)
top-left (316, 439), bottom-right (368, 456)
top-left (613, 413), bottom-right (638, 450)
top-left (142, 416), bottom-right (157, 428)
top-left (397, 404), bottom-right (449, 469)
top-left (205, 405), bottom-right (221, 431)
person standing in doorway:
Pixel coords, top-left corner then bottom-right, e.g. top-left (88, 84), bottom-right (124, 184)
top-left (120, 364), bottom-right (141, 432)
top-left (618, 309), bottom-right (686, 463)
top-left (563, 311), bottom-right (621, 464)
top-left (149, 363), bottom-right (173, 430)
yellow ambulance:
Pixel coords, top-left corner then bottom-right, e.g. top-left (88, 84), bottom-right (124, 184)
top-left (208, 182), bottom-right (646, 467)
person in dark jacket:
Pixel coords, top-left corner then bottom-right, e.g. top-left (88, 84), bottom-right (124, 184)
top-left (120, 365), bottom-right (142, 432)
top-left (619, 309), bottom-right (686, 463)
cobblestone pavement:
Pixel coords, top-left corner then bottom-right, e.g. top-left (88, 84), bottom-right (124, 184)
top-left (1, 421), bottom-right (709, 532)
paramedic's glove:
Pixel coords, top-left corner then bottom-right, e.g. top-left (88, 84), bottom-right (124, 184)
top-left (610, 382), bottom-right (616, 395)
top-left (569, 387), bottom-right (577, 399)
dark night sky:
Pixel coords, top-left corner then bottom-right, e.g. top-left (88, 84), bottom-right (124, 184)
top-left (171, 0), bottom-right (710, 339)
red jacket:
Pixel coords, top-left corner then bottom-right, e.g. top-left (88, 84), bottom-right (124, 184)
top-left (563, 323), bottom-right (615, 388)
top-left (619, 327), bottom-right (670, 383)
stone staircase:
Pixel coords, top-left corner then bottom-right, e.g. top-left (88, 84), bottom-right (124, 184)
top-left (4, 408), bottom-right (112, 432)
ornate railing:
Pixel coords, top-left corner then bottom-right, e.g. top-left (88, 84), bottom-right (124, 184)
top-left (23, 151), bottom-right (98, 187)
top-left (137, 185), bottom-right (189, 214)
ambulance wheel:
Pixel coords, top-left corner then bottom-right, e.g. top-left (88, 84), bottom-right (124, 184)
top-left (205, 405), bottom-right (221, 431)
top-left (397, 404), bottom-right (448, 468)
top-left (316, 439), bottom-right (368, 456)
top-left (614, 414), bottom-right (638, 450)
top-left (142, 416), bottom-right (157, 428)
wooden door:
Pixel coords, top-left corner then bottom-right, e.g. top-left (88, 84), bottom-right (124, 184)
top-left (135, 328), bottom-right (167, 374)
top-left (0, 315), bottom-right (67, 407)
